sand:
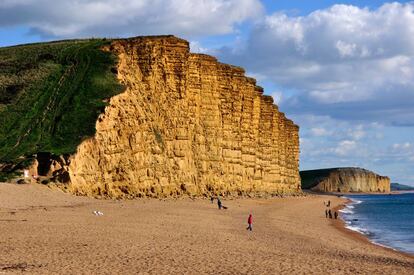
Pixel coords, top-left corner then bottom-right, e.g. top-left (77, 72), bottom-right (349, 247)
top-left (0, 183), bottom-right (413, 274)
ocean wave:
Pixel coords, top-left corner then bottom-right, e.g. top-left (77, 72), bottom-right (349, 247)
top-left (346, 225), bottom-right (410, 253)
top-left (339, 208), bottom-right (354, 214)
top-left (339, 198), bottom-right (362, 215)
top-left (345, 225), bottom-right (367, 235)
top-left (342, 193), bottom-right (414, 255)
top-left (371, 241), bottom-right (398, 251)
top-left (350, 199), bottom-right (363, 204)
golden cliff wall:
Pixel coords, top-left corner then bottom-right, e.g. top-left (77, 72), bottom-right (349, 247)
top-left (68, 36), bottom-right (300, 198)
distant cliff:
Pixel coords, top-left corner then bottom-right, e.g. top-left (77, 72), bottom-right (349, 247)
top-left (391, 183), bottom-right (414, 191)
top-left (300, 168), bottom-right (390, 193)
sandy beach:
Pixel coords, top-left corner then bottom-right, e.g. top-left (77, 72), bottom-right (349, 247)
top-left (0, 183), bottom-right (413, 274)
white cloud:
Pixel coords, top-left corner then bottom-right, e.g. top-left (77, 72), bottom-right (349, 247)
top-left (334, 140), bottom-right (357, 156)
top-left (271, 91), bottom-right (283, 104)
top-left (218, 3), bottom-right (414, 126)
top-left (347, 125), bottom-right (365, 140)
top-left (0, 0), bottom-right (263, 38)
top-left (292, 113), bottom-right (413, 184)
top-left (336, 40), bottom-right (358, 58)
top-left (310, 127), bottom-right (330, 137)
top-left (388, 142), bottom-right (414, 162)
top-left (190, 41), bottom-right (209, 53)
top-left (392, 142), bottom-right (411, 149)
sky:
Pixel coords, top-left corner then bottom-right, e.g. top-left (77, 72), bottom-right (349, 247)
top-left (1, 0), bottom-right (413, 186)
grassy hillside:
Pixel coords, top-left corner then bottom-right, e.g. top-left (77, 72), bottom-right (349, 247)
top-left (300, 168), bottom-right (337, 189)
top-left (0, 39), bottom-right (123, 176)
top-left (391, 183), bottom-right (414, 191)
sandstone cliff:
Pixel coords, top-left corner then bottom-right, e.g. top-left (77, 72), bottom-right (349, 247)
top-left (301, 168), bottom-right (390, 193)
top-left (66, 36), bottom-right (300, 198)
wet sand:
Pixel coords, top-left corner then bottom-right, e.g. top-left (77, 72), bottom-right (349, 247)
top-left (0, 183), bottom-right (413, 274)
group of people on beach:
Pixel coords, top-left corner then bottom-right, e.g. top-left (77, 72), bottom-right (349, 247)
top-left (209, 196), bottom-right (338, 231)
top-left (211, 196), bottom-right (253, 231)
top-left (324, 200), bottom-right (338, 219)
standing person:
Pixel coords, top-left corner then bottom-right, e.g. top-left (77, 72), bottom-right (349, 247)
top-left (210, 196), bottom-right (214, 204)
top-left (328, 209), bottom-right (333, 219)
top-left (334, 211), bottom-right (338, 219)
top-left (325, 209), bottom-right (328, 218)
top-left (217, 197), bottom-right (222, 210)
top-left (247, 214), bottom-right (253, 231)
top-left (327, 200), bottom-right (331, 207)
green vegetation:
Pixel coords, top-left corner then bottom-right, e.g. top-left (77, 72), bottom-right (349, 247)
top-left (0, 39), bottom-right (123, 167)
top-left (391, 183), bottom-right (414, 191)
top-left (0, 170), bottom-right (20, 182)
top-left (300, 168), bottom-right (338, 189)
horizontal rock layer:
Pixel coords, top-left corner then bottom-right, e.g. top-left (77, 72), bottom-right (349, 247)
top-left (301, 168), bottom-right (390, 193)
top-left (68, 36), bottom-right (300, 198)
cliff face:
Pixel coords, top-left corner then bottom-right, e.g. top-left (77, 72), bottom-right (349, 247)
top-left (301, 168), bottom-right (390, 193)
top-left (68, 36), bottom-right (300, 198)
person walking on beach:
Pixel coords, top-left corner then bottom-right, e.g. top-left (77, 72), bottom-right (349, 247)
top-left (217, 197), bottom-right (222, 210)
top-left (325, 209), bottom-right (328, 218)
top-left (327, 200), bottom-right (331, 207)
top-left (247, 214), bottom-right (253, 231)
top-left (210, 196), bottom-right (214, 204)
top-left (328, 209), bottom-right (332, 219)
top-left (334, 211), bottom-right (338, 219)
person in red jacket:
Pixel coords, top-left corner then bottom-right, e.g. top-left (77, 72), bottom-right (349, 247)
top-left (246, 214), bottom-right (253, 231)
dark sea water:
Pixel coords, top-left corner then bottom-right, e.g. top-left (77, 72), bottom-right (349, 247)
top-left (341, 192), bottom-right (414, 255)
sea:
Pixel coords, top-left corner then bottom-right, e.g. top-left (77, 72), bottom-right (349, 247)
top-left (341, 192), bottom-right (414, 255)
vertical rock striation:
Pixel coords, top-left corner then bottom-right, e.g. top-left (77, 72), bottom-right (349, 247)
top-left (68, 36), bottom-right (300, 198)
top-left (301, 168), bottom-right (390, 193)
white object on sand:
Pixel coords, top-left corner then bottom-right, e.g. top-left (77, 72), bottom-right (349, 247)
top-left (93, 210), bottom-right (104, 216)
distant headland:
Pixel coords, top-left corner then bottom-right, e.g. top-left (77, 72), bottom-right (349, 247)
top-left (300, 167), bottom-right (390, 193)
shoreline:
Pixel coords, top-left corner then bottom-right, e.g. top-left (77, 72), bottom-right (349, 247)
top-left (332, 198), bottom-right (414, 260)
top-left (305, 190), bottom-right (414, 196)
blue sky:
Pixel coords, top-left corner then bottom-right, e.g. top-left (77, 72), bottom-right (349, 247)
top-left (1, 0), bottom-right (413, 186)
